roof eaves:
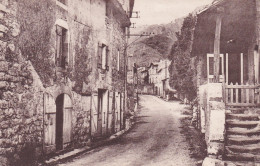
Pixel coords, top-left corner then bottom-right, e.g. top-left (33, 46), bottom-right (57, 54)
top-left (197, 0), bottom-right (226, 15)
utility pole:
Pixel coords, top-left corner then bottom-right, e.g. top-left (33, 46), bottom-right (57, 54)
top-left (123, 11), bottom-right (154, 117)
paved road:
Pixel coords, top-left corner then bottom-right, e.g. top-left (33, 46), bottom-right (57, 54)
top-left (59, 95), bottom-right (198, 166)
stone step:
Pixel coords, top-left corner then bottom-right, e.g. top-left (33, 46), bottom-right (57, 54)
top-left (226, 120), bottom-right (259, 129)
top-left (227, 135), bottom-right (260, 145)
top-left (226, 114), bottom-right (259, 121)
top-left (224, 153), bottom-right (260, 162)
top-left (227, 127), bottom-right (260, 136)
top-left (225, 144), bottom-right (260, 154)
top-left (226, 107), bottom-right (260, 113)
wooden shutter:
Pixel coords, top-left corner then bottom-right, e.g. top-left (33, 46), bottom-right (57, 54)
top-left (114, 92), bottom-right (120, 132)
top-left (107, 91), bottom-right (114, 134)
top-left (56, 26), bottom-right (63, 67)
top-left (63, 94), bottom-right (72, 143)
top-left (91, 92), bottom-right (99, 136)
top-left (120, 93), bottom-right (124, 129)
top-left (102, 90), bottom-right (108, 135)
top-left (106, 46), bottom-right (109, 71)
top-left (97, 43), bottom-right (102, 69)
top-left (44, 93), bottom-right (56, 146)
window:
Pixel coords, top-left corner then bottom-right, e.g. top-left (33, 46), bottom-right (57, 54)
top-left (207, 54), bottom-right (224, 83)
top-left (117, 50), bottom-right (120, 71)
top-left (56, 25), bottom-right (68, 68)
top-left (98, 43), bottom-right (109, 71)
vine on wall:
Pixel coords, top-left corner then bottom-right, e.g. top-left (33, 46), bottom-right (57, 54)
top-left (17, 0), bottom-right (56, 86)
top-left (72, 28), bottom-right (92, 94)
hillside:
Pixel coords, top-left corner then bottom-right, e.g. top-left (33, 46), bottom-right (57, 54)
top-left (127, 18), bottom-right (183, 67)
top-left (127, 3), bottom-right (211, 67)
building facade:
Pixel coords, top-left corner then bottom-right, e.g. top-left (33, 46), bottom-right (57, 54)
top-left (0, 0), bottom-right (134, 165)
top-left (146, 59), bottom-right (171, 98)
top-left (191, 0), bottom-right (260, 163)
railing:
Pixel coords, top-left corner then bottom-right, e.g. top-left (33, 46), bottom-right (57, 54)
top-left (225, 83), bottom-right (260, 107)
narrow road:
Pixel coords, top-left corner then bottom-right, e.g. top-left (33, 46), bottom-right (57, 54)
top-left (59, 95), bottom-right (198, 166)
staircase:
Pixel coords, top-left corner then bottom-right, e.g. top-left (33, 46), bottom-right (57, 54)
top-left (225, 107), bottom-right (260, 162)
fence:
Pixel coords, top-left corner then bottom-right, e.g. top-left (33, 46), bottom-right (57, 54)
top-left (225, 83), bottom-right (260, 107)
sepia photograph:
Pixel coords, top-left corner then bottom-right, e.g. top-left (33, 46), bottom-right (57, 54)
top-left (0, 0), bottom-right (259, 165)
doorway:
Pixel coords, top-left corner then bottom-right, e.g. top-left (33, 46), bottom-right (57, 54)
top-left (97, 90), bottom-right (103, 136)
top-left (56, 94), bottom-right (64, 150)
top-left (228, 53), bottom-right (241, 84)
top-left (55, 93), bottom-right (72, 150)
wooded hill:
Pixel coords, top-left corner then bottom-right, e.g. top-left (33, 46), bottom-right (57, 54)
top-left (127, 18), bottom-right (183, 66)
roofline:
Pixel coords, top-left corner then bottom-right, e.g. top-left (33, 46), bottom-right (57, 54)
top-left (197, 0), bottom-right (226, 15)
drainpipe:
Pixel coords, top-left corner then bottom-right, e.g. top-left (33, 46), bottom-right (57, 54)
top-left (42, 92), bottom-right (46, 159)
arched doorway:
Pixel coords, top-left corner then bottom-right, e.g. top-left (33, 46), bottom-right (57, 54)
top-left (55, 93), bottom-right (72, 150)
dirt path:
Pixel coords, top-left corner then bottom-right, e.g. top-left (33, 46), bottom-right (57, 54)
top-left (58, 95), bottom-right (203, 166)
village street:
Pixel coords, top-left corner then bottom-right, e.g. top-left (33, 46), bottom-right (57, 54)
top-left (58, 95), bottom-right (201, 166)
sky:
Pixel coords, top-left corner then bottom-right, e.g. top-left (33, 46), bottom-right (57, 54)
top-left (132, 0), bottom-right (214, 27)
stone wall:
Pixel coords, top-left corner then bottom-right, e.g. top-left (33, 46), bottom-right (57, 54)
top-left (0, 0), bottom-right (131, 165)
top-left (0, 1), bottom-right (45, 165)
top-left (198, 83), bottom-right (225, 159)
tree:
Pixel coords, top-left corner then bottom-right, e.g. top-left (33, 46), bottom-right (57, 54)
top-left (168, 14), bottom-right (197, 100)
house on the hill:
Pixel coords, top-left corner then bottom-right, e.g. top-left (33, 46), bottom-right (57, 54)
top-left (0, 0), bottom-right (134, 165)
top-left (191, 0), bottom-right (260, 164)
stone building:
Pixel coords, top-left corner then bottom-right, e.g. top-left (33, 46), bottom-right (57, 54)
top-left (146, 59), bottom-right (172, 98)
top-left (191, 0), bottom-right (260, 164)
top-left (0, 0), bottom-right (134, 165)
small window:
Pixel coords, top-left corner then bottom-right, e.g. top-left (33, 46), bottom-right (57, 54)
top-left (98, 43), bottom-right (109, 71)
top-left (117, 50), bottom-right (120, 71)
top-left (101, 45), bottom-right (107, 69)
top-left (56, 25), bottom-right (68, 68)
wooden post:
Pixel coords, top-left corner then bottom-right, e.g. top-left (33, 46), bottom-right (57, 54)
top-left (241, 53), bottom-right (244, 84)
top-left (213, 10), bottom-right (223, 83)
top-left (226, 53), bottom-right (229, 84)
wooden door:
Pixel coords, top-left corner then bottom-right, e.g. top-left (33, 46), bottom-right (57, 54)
top-left (82, 96), bottom-right (91, 135)
top-left (102, 90), bottom-right (108, 135)
top-left (107, 91), bottom-right (114, 134)
top-left (120, 93), bottom-right (124, 130)
top-left (91, 93), bottom-right (99, 137)
top-left (63, 94), bottom-right (72, 144)
top-left (114, 92), bottom-right (120, 132)
top-left (44, 93), bottom-right (56, 147)
top-left (97, 90), bottom-right (103, 136)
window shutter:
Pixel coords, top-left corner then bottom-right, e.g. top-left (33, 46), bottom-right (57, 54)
top-left (63, 43), bottom-right (69, 68)
top-left (97, 43), bottom-right (102, 69)
top-left (106, 46), bottom-right (109, 71)
top-left (56, 26), bottom-right (63, 67)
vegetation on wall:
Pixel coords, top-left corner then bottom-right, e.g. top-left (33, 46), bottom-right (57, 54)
top-left (17, 0), bottom-right (56, 86)
top-left (72, 28), bottom-right (92, 94)
top-left (168, 14), bottom-right (197, 100)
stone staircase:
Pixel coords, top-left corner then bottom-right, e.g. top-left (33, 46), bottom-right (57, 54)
top-left (224, 107), bottom-right (260, 162)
